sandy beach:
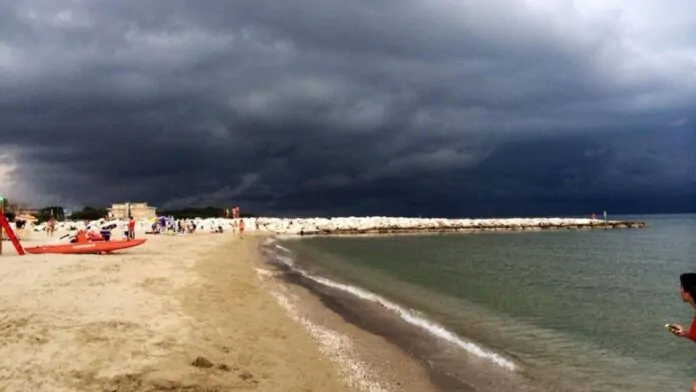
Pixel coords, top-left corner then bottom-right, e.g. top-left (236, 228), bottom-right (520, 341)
top-left (0, 231), bottom-right (441, 392)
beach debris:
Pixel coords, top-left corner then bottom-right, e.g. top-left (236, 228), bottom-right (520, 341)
top-left (238, 371), bottom-right (254, 381)
top-left (191, 356), bottom-right (214, 368)
top-left (217, 363), bottom-right (231, 372)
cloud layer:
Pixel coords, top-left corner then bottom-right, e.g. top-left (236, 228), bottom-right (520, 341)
top-left (1, 0), bottom-right (695, 215)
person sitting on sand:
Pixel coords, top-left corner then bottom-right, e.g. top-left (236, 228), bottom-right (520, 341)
top-left (667, 273), bottom-right (696, 392)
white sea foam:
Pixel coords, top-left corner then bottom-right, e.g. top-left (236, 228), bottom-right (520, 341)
top-left (275, 244), bottom-right (291, 253)
top-left (265, 241), bottom-right (519, 372)
top-left (268, 289), bottom-right (392, 392)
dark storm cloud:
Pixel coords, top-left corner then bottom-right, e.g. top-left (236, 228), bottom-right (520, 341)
top-left (1, 0), bottom-right (695, 215)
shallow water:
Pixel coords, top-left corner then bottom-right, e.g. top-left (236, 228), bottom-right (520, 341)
top-left (277, 214), bottom-right (696, 391)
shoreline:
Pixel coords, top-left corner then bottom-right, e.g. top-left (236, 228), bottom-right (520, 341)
top-left (255, 238), bottom-right (441, 392)
top-left (260, 238), bottom-right (555, 392)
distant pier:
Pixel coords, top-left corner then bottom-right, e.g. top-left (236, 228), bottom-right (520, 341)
top-left (256, 217), bottom-right (648, 236)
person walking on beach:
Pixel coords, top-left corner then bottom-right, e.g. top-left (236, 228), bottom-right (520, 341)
top-left (238, 218), bottom-right (245, 239)
top-left (46, 216), bottom-right (55, 236)
top-left (127, 216), bottom-right (136, 240)
top-left (667, 273), bottom-right (696, 392)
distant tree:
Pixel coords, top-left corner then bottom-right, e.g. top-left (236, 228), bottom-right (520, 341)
top-left (69, 206), bottom-right (109, 221)
top-left (0, 198), bottom-right (9, 221)
top-left (155, 206), bottom-right (260, 220)
top-left (35, 206), bottom-right (66, 223)
top-left (157, 206), bottom-right (225, 219)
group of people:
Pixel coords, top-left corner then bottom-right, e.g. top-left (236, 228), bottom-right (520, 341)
top-left (228, 206), bottom-right (240, 219)
top-left (231, 218), bottom-right (245, 238)
top-left (35, 207), bottom-right (258, 241)
top-left (147, 217), bottom-right (199, 235)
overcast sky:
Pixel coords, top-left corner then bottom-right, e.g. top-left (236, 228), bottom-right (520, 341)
top-left (1, 0), bottom-right (695, 216)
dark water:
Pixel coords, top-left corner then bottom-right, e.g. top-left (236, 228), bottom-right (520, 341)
top-left (277, 214), bottom-right (696, 391)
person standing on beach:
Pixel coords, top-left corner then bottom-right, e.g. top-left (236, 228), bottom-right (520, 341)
top-left (127, 216), bottom-right (136, 240)
top-left (667, 273), bottom-right (696, 392)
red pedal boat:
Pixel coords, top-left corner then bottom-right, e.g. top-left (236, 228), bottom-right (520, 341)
top-left (24, 230), bottom-right (146, 255)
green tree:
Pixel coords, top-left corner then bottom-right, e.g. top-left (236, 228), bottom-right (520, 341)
top-left (35, 206), bottom-right (66, 223)
top-left (3, 211), bottom-right (16, 222)
top-left (158, 207), bottom-right (259, 219)
top-left (0, 198), bottom-right (18, 221)
top-left (0, 197), bottom-right (9, 221)
top-left (69, 206), bottom-right (109, 221)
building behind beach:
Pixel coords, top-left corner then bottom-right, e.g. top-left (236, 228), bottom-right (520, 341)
top-left (109, 202), bottom-right (157, 220)
top-left (5, 201), bottom-right (38, 217)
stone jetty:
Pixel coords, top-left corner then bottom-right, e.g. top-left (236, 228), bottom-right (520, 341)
top-left (22, 216), bottom-right (646, 237)
top-left (253, 217), bottom-right (646, 235)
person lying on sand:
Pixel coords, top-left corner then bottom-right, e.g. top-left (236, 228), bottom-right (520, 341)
top-left (667, 273), bottom-right (696, 392)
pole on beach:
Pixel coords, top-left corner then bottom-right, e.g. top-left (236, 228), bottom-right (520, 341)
top-left (603, 210), bottom-right (607, 229)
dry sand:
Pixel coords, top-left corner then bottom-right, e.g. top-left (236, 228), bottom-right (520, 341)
top-left (0, 232), bottom-right (363, 392)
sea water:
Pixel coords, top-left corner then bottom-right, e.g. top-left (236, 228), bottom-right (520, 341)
top-left (272, 214), bottom-right (696, 391)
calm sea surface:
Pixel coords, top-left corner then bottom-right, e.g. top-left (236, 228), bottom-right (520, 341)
top-left (278, 214), bottom-right (696, 391)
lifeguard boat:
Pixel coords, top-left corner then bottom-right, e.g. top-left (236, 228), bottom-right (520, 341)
top-left (24, 229), bottom-right (146, 255)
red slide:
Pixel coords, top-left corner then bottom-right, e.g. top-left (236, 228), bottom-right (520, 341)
top-left (0, 215), bottom-right (25, 255)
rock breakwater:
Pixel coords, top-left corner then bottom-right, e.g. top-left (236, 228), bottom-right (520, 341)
top-left (21, 216), bottom-right (646, 238)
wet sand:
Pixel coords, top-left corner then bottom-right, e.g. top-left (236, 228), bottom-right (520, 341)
top-left (0, 232), bottom-right (361, 391)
